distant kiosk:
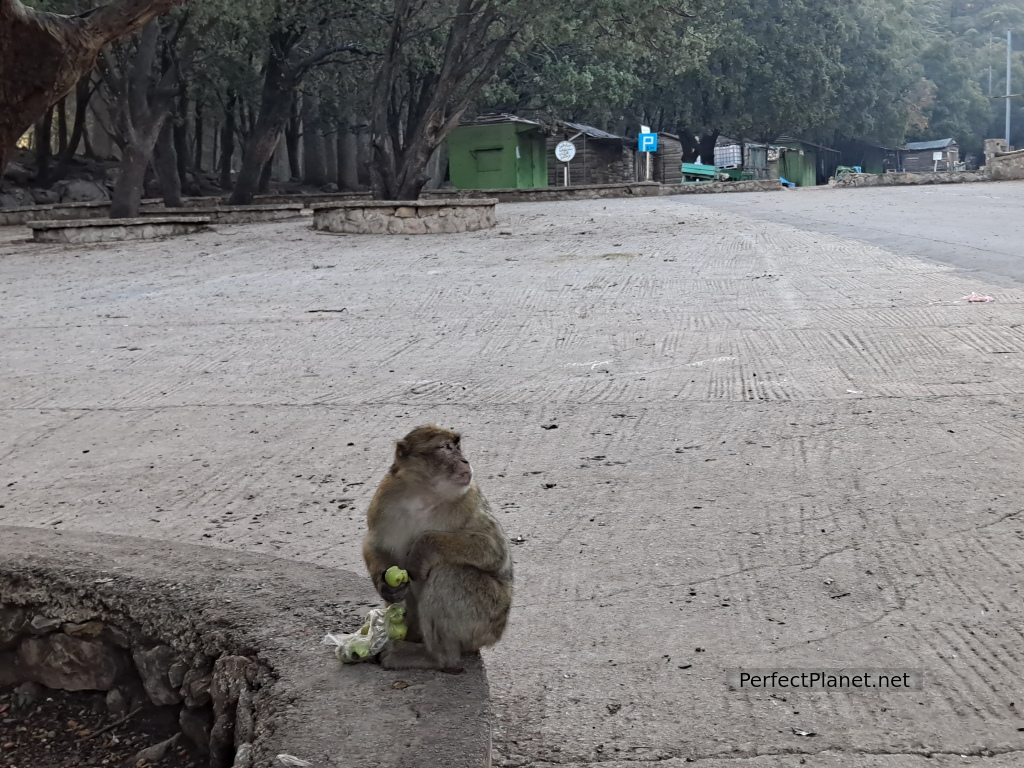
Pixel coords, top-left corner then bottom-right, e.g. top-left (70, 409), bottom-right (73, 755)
top-left (555, 140), bottom-right (576, 186)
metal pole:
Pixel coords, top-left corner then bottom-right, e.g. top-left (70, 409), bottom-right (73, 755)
top-left (1007, 30), bottom-right (1013, 146)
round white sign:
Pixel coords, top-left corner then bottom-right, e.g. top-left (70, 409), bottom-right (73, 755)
top-left (555, 141), bottom-right (576, 163)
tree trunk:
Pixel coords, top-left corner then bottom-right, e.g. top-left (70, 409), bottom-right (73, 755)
top-left (57, 98), bottom-right (69, 154)
top-left (323, 127), bottom-right (338, 186)
top-left (219, 91), bottom-right (235, 189)
top-left (229, 45), bottom-right (295, 205)
top-left (338, 119), bottom-right (359, 190)
top-left (106, 19), bottom-right (184, 217)
top-left (301, 94), bottom-right (326, 187)
top-left (173, 104), bottom-right (190, 188)
top-left (193, 101), bottom-right (203, 172)
top-left (154, 119), bottom-right (182, 207)
top-left (258, 137), bottom-right (275, 193)
top-left (53, 75), bottom-right (92, 178)
top-left (0, 0), bottom-right (186, 175)
top-left (285, 101), bottom-right (300, 179)
top-left (35, 107), bottom-right (54, 181)
top-left (229, 93), bottom-right (292, 205)
top-left (110, 142), bottom-right (152, 217)
top-left (695, 132), bottom-right (718, 166)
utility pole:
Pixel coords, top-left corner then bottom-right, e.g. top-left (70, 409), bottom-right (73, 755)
top-left (1007, 30), bottom-right (1013, 146)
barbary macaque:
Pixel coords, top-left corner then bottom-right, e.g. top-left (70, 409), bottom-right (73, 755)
top-left (362, 425), bottom-right (513, 672)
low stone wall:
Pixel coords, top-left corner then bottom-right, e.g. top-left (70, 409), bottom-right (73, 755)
top-left (0, 201), bottom-right (109, 226)
top-left (830, 170), bottom-right (989, 188)
top-left (313, 199), bottom-right (497, 234)
top-left (28, 216), bottom-right (212, 243)
top-left (143, 204), bottom-right (306, 224)
top-left (253, 192), bottom-right (372, 206)
top-left (661, 179), bottom-right (781, 195)
top-left (421, 181), bottom-right (663, 203)
top-left (1, 604), bottom-right (267, 766)
top-left (0, 527), bottom-right (493, 768)
top-left (987, 149), bottom-right (1024, 181)
top-left (0, 198), bottom-right (212, 226)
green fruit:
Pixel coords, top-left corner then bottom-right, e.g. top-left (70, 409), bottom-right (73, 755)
top-left (387, 623), bottom-right (408, 641)
top-left (349, 638), bottom-right (373, 659)
top-left (385, 566), bottom-right (409, 588)
top-left (386, 603), bottom-right (406, 621)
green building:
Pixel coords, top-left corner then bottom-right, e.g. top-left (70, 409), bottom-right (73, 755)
top-left (775, 137), bottom-right (841, 187)
top-left (445, 115), bottom-right (548, 190)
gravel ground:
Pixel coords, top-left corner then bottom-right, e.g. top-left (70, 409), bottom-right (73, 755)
top-left (2, 190), bottom-right (1024, 766)
top-left (0, 684), bottom-right (198, 768)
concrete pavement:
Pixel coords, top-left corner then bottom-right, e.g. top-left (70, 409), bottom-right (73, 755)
top-left (2, 185), bottom-right (1024, 766)
top-left (685, 181), bottom-right (1024, 286)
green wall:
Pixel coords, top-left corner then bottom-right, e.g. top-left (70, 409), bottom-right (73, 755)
top-left (778, 144), bottom-right (818, 187)
top-left (447, 123), bottom-right (547, 190)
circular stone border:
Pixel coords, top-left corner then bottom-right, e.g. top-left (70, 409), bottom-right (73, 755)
top-left (311, 199), bottom-right (498, 235)
top-left (0, 526), bottom-right (492, 768)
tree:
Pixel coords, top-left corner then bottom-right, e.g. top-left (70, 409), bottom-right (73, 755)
top-left (92, 13), bottom-right (195, 216)
top-left (0, 0), bottom-right (185, 173)
top-left (224, 0), bottom-right (377, 205)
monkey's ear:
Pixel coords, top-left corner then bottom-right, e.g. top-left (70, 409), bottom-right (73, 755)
top-left (453, 433), bottom-right (461, 445)
top-left (395, 439), bottom-right (410, 459)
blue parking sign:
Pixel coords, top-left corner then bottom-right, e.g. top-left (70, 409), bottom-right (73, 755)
top-left (638, 133), bottom-right (658, 152)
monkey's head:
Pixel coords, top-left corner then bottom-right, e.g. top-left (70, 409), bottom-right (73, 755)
top-left (392, 425), bottom-right (473, 494)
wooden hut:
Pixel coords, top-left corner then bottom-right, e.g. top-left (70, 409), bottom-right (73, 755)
top-left (900, 139), bottom-right (959, 172)
top-left (546, 121), bottom-right (635, 187)
top-left (650, 133), bottom-right (683, 184)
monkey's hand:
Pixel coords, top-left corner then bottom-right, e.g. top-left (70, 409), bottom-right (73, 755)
top-left (379, 573), bottom-right (409, 604)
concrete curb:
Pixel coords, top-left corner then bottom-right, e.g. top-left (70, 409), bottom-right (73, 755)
top-left (0, 526), bottom-right (492, 768)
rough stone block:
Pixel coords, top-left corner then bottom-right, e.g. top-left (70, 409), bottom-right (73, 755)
top-left (404, 218), bottom-right (427, 235)
top-left (133, 643), bottom-right (184, 705)
top-left (17, 634), bottom-right (124, 690)
top-left (395, 206), bottom-right (416, 218)
top-left (0, 606), bottom-right (27, 649)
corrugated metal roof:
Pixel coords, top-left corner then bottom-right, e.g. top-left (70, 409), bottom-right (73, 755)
top-left (904, 138), bottom-right (956, 150)
top-left (463, 113), bottom-right (542, 126)
top-left (557, 120), bottom-right (625, 141)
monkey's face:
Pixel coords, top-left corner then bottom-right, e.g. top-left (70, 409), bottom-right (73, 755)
top-left (394, 426), bottom-right (474, 495)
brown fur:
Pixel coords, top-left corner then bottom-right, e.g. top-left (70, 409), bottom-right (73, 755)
top-left (362, 425), bottom-right (513, 672)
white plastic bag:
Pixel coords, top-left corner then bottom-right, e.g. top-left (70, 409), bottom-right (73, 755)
top-left (322, 603), bottom-right (407, 664)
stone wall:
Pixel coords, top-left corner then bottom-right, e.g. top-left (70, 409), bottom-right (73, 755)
top-left (421, 182), bottom-right (664, 203)
top-left (660, 179), bottom-right (781, 195)
top-left (1, 526), bottom-right (493, 768)
top-left (0, 201), bottom-right (109, 226)
top-left (29, 216), bottom-right (212, 243)
top-left (829, 170), bottom-right (988, 188)
top-left (1, 599), bottom-right (268, 768)
top-left (987, 149), bottom-right (1024, 181)
top-left (313, 199), bottom-right (497, 234)
top-left (146, 204), bottom-right (306, 224)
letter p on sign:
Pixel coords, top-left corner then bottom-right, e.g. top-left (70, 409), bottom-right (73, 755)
top-left (639, 133), bottom-right (658, 152)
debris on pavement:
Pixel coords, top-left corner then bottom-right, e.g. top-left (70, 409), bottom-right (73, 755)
top-left (278, 756), bottom-right (314, 767)
top-left (792, 728), bottom-right (816, 737)
top-left (961, 292), bottom-right (995, 303)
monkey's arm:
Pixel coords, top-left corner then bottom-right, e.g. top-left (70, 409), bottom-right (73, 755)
top-left (406, 527), bottom-right (509, 580)
top-left (363, 537), bottom-right (409, 603)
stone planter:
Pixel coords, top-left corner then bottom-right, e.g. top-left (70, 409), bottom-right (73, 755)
top-left (312, 199), bottom-right (498, 235)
